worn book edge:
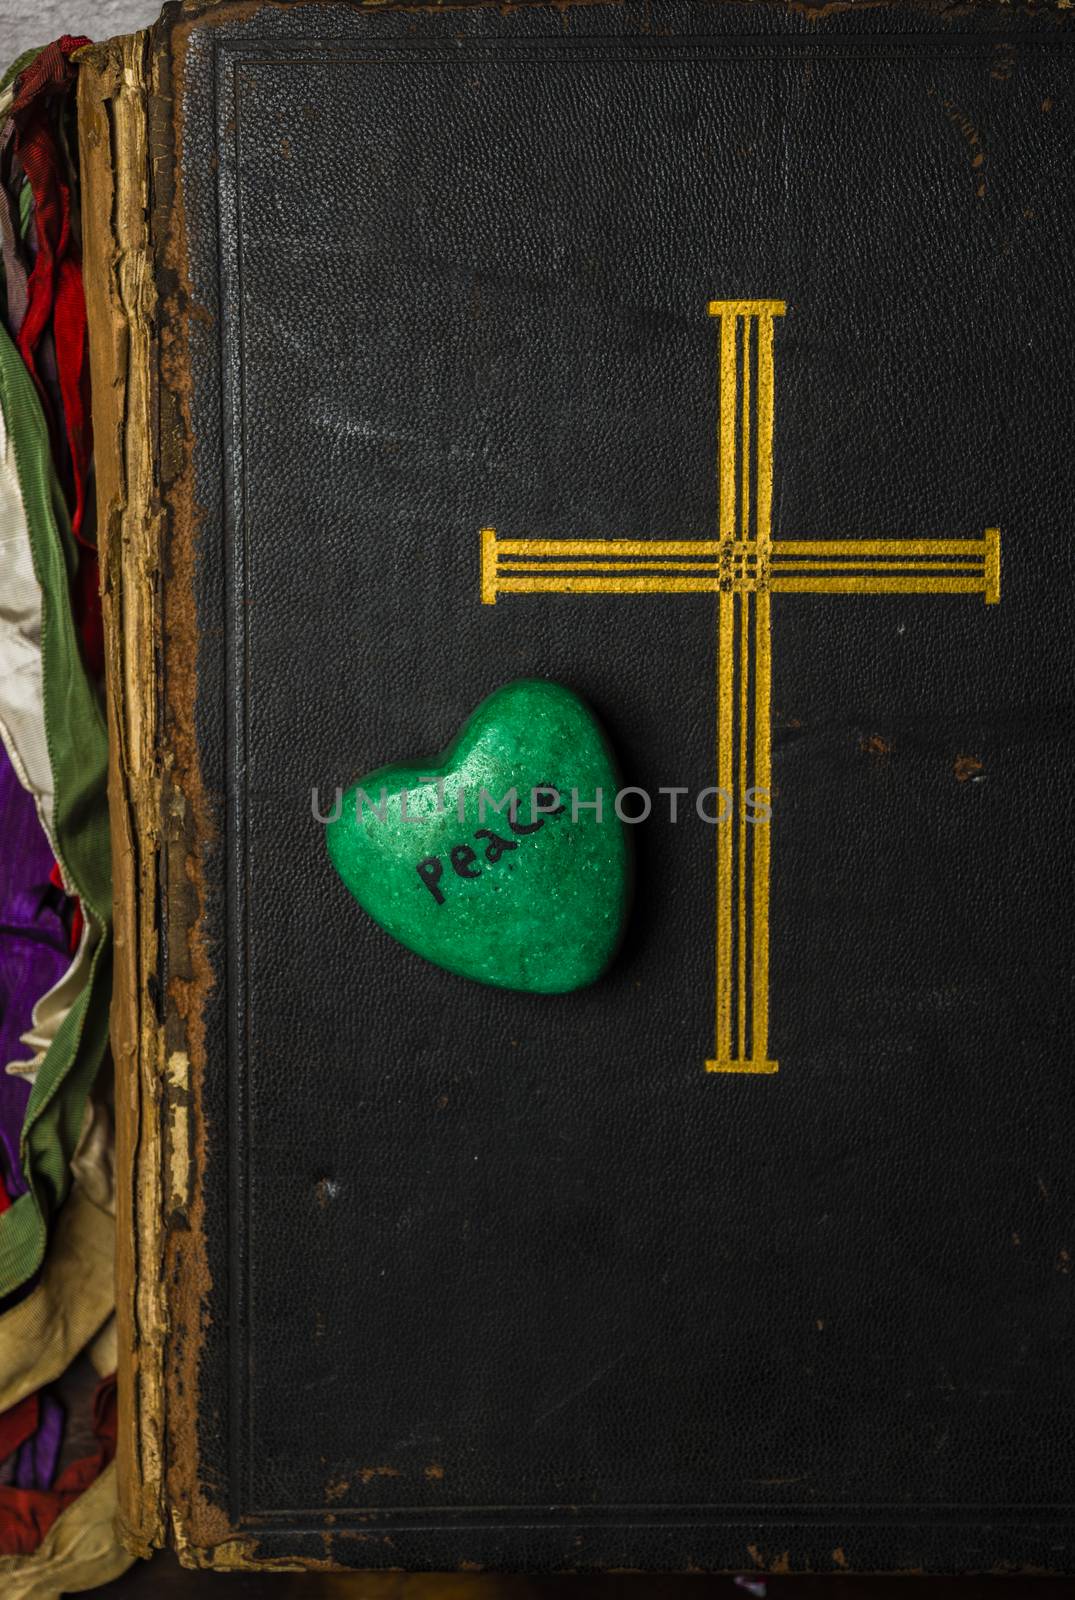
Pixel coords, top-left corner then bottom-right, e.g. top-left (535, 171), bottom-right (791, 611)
top-left (79, 34), bottom-right (166, 1562)
top-left (81, 15), bottom-right (282, 1570)
top-left (150, 6), bottom-right (257, 1566)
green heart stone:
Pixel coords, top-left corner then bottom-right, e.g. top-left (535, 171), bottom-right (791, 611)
top-left (325, 679), bottom-right (629, 992)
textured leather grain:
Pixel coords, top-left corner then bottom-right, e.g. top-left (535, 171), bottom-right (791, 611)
top-left (142, 0), bottom-right (1075, 1571)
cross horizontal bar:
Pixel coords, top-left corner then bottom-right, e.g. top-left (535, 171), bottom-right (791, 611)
top-left (489, 535), bottom-right (992, 558)
top-left (482, 530), bottom-right (1001, 605)
top-left (494, 537), bottom-right (723, 557)
top-left (707, 299), bottom-right (787, 319)
top-left (770, 575), bottom-right (989, 595)
top-left (501, 558), bottom-right (980, 574)
top-left (773, 560), bottom-right (984, 572)
top-left (494, 572), bottom-right (995, 598)
top-left (774, 538), bottom-right (993, 557)
top-left (494, 576), bottom-right (724, 594)
top-left (499, 560), bottom-right (725, 572)
top-left (705, 1058), bottom-right (780, 1074)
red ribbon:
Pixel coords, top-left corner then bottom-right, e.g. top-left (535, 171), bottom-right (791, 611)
top-left (10, 38), bottom-right (102, 678)
top-left (0, 1393), bottom-right (38, 1462)
top-left (0, 1376), bottom-right (116, 1556)
top-left (48, 861), bottom-right (83, 954)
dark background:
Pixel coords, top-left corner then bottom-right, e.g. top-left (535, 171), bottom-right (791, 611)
top-left (98, 1563), bottom-right (1075, 1595)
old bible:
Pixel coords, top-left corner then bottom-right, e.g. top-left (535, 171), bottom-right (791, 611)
top-left (78, 0), bottom-right (1075, 1573)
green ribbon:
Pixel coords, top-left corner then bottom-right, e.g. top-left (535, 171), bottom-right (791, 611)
top-left (0, 323), bottom-right (111, 1297)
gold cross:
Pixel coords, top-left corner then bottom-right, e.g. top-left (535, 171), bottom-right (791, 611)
top-left (480, 300), bottom-right (1001, 1074)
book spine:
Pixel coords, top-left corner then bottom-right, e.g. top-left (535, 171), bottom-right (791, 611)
top-left (78, 33), bottom-right (166, 1561)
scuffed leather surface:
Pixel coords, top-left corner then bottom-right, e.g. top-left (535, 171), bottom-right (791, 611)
top-left (161, 0), bottom-right (1075, 1570)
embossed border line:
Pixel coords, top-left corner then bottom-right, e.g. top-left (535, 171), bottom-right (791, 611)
top-left (213, 30), bottom-right (1071, 1529)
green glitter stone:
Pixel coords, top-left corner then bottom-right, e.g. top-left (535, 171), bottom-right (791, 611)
top-left (325, 679), bottom-right (630, 992)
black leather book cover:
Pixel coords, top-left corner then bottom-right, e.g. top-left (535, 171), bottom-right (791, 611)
top-left (92, 0), bottom-right (1075, 1571)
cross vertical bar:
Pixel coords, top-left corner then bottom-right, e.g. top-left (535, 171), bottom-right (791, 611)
top-left (737, 317), bottom-right (753, 1063)
top-left (751, 307), bottom-right (777, 1070)
top-left (716, 587), bottom-right (734, 1066)
top-left (718, 304), bottom-right (738, 542)
top-left (737, 585), bottom-right (751, 1061)
top-left (714, 306), bottom-right (738, 1066)
top-left (707, 299), bottom-right (783, 1074)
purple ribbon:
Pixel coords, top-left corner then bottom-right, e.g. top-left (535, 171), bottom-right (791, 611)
top-left (0, 741), bottom-right (72, 1198)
